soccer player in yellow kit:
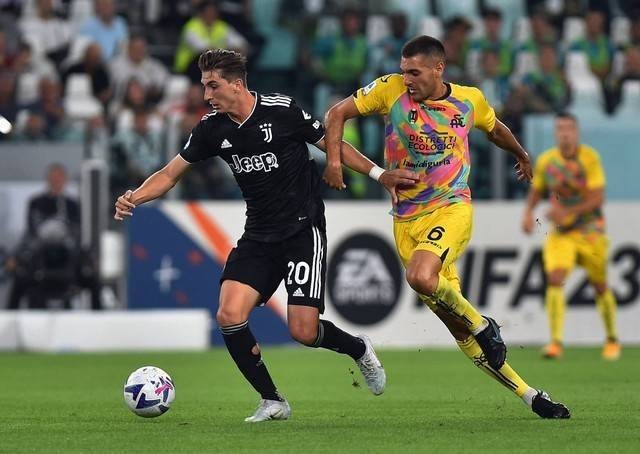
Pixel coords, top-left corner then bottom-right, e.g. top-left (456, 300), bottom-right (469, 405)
top-left (324, 35), bottom-right (570, 418)
top-left (522, 112), bottom-right (621, 360)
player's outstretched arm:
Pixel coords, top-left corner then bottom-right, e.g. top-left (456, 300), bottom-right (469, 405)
top-left (315, 138), bottom-right (419, 206)
top-left (114, 155), bottom-right (190, 221)
top-left (323, 97), bottom-right (362, 190)
top-left (486, 119), bottom-right (533, 182)
top-left (522, 188), bottom-right (543, 234)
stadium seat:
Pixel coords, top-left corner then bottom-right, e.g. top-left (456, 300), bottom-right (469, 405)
top-left (566, 77), bottom-right (605, 119)
top-left (484, 0), bottom-right (524, 40)
top-left (16, 72), bottom-right (40, 105)
top-left (384, 0), bottom-right (432, 35)
top-left (468, 16), bottom-right (485, 40)
top-left (63, 74), bottom-right (102, 119)
top-left (612, 50), bottom-right (625, 78)
top-left (255, 28), bottom-right (297, 70)
top-left (316, 15), bottom-right (340, 38)
top-left (611, 16), bottom-right (631, 46)
top-left (511, 51), bottom-right (537, 82)
top-left (565, 51), bottom-right (599, 85)
top-left (70, 0), bottom-right (94, 27)
top-left (418, 16), bottom-right (444, 40)
top-left (614, 80), bottom-right (640, 117)
top-left (163, 75), bottom-right (190, 104)
top-left (366, 15), bottom-right (391, 45)
top-left (251, 0), bottom-right (282, 34)
top-left (435, 0), bottom-right (479, 21)
top-left (514, 17), bottom-right (531, 44)
top-left (563, 17), bottom-right (586, 47)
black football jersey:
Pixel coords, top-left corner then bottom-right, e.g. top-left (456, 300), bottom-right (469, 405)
top-left (180, 92), bottom-right (326, 242)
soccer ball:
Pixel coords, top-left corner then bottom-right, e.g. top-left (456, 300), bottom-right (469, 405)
top-left (123, 366), bottom-right (175, 418)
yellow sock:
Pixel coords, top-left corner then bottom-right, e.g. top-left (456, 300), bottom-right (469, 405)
top-left (596, 289), bottom-right (618, 341)
top-left (546, 286), bottom-right (565, 344)
top-left (456, 336), bottom-right (530, 397)
top-left (434, 274), bottom-right (485, 333)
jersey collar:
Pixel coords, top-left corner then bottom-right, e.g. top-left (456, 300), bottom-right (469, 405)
top-left (227, 91), bottom-right (258, 128)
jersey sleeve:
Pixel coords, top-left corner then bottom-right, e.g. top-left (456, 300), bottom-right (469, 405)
top-left (469, 87), bottom-right (497, 132)
top-left (179, 116), bottom-right (217, 163)
top-left (584, 148), bottom-right (606, 190)
top-left (352, 74), bottom-right (403, 116)
top-left (283, 100), bottom-right (325, 144)
top-left (532, 152), bottom-right (548, 192)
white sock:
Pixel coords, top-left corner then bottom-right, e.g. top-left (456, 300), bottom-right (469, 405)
top-left (521, 387), bottom-right (538, 407)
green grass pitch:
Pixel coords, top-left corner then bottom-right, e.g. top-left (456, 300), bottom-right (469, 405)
top-left (1, 347), bottom-right (639, 453)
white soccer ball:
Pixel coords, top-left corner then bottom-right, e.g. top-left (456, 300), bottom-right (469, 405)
top-left (123, 366), bottom-right (175, 418)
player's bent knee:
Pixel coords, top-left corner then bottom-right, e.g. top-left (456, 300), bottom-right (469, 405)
top-left (406, 268), bottom-right (438, 295)
top-left (288, 322), bottom-right (318, 346)
top-left (216, 306), bottom-right (246, 327)
top-left (547, 269), bottom-right (567, 287)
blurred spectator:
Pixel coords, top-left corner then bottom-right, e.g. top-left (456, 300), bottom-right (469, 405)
top-left (570, 9), bottom-right (615, 82)
top-left (367, 12), bottom-right (409, 77)
top-left (18, 0), bottom-right (72, 68)
top-left (217, 0), bottom-right (264, 66)
top-left (520, 9), bottom-right (558, 54)
top-left (470, 8), bottom-right (512, 77)
top-left (609, 45), bottom-right (640, 108)
top-left (16, 78), bottom-right (68, 140)
top-left (63, 42), bottom-right (112, 106)
top-left (109, 33), bottom-right (169, 104)
top-left (78, 0), bottom-right (129, 61)
top-left (12, 41), bottom-right (59, 88)
top-left (0, 71), bottom-right (18, 139)
top-left (173, 0), bottom-right (248, 82)
top-left (5, 163), bottom-right (102, 310)
top-left (442, 16), bottom-right (472, 83)
top-left (475, 50), bottom-right (511, 113)
top-left (521, 44), bottom-right (570, 112)
top-left (628, 14), bottom-right (640, 47)
top-left (110, 106), bottom-right (164, 199)
top-left (0, 29), bottom-right (16, 70)
top-left (311, 7), bottom-right (367, 95)
top-left (177, 83), bottom-right (210, 140)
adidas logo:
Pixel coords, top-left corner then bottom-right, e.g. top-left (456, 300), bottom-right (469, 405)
top-left (221, 139), bottom-right (232, 149)
top-left (293, 287), bottom-right (305, 297)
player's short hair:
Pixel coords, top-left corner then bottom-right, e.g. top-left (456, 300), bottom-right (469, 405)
top-left (198, 49), bottom-right (248, 86)
top-left (556, 112), bottom-right (578, 123)
top-left (401, 35), bottom-right (445, 61)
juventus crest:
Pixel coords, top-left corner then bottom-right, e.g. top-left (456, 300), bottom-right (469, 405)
top-left (260, 123), bottom-right (273, 142)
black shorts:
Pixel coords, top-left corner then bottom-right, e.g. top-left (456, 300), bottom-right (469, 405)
top-left (221, 224), bottom-right (327, 312)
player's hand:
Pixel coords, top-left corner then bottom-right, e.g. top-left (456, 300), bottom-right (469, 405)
top-left (514, 156), bottom-right (533, 182)
top-left (546, 197), bottom-right (571, 226)
top-left (379, 169), bottom-right (420, 207)
top-left (114, 190), bottom-right (136, 221)
top-left (323, 163), bottom-right (346, 190)
top-left (522, 210), bottom-right (535, 234)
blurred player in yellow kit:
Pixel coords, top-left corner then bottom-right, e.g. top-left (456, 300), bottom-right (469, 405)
top-left (324, 35), bottom-right (570, 418)
top-left (522, 112), bottom-right (621, 360)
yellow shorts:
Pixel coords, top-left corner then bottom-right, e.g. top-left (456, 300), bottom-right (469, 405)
top-left (543, 231), bottom-right (610, 284)
top-left (393, 203), bottom-right (473, 310)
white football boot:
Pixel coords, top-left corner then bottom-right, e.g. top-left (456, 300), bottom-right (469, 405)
top-left (244, 397), bottom-right (291, 423)
top-left (355, 335), bottom-right (386, 395)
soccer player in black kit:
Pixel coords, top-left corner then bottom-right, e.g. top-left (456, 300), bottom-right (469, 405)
top-left (114, 49), bottom-right (420, 422)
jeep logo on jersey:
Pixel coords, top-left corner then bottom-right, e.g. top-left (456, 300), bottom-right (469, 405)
top-left (327, 232), bottom-right (403, 325)
top-left (229, 152), bottom-right (279, 173)
top-left (259, 123), bottom-right (273, 142)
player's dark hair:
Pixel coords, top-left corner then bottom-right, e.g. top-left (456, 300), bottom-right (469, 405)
top-left (556, 112), bottom-right (578, 123)
top-left (401, 35), bottom-right (445, 61)
top-left (198, 49), bottom-right (248, 86)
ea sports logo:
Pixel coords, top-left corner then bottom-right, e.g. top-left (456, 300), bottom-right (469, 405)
top-left (327, 232), bottom-right (403, 325)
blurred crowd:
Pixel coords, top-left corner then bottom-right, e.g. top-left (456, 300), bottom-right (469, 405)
top-left (1, 0), bottom-right (640, 201)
